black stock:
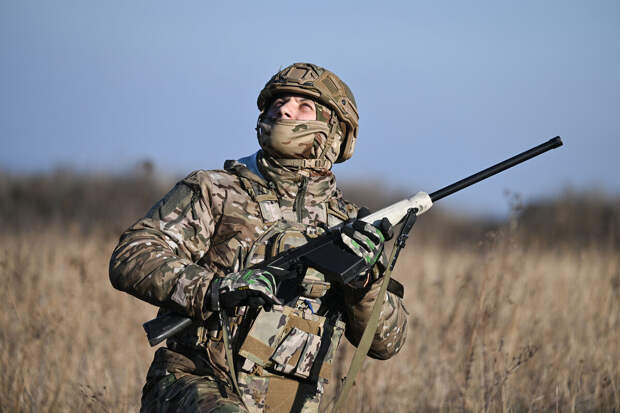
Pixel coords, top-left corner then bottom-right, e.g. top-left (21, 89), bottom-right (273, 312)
top-left (143, 313), bottom-right (193, 346)
top-left (142, 136), bottom-right (564, 347)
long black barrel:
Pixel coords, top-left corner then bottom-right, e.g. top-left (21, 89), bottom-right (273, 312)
top-left (429, 136), bottom-right (563, 202)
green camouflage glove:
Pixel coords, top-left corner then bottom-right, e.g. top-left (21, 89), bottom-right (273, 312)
top-left (209, 269), bottom-right (281, 311)
top-left (341, 213), bottom-right (393, 288)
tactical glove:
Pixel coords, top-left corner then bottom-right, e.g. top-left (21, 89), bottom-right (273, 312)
top-left (341, 209), bottom-right (394, 288)
top-left (208, 269), bottom-right (281, 311)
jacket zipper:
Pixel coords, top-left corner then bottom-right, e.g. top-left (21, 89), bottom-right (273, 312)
top-left (294, 176), bottom-right (308, 223)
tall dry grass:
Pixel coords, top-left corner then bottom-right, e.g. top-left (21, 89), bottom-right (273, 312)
top-left (327, 232), bottom-right (620, 412)
top-left (0, 171), bottom-right (618, 412)
top-left (0, 230), bottom-right (154, 412)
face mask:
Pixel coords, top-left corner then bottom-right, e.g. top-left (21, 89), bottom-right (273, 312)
top-left (257, 118), bottom-right (330, 160)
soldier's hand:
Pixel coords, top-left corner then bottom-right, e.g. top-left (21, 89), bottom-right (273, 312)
top-left (341, 209), bottom-right (393, 288)
top-left (212, 269), bottom-right (282, 311)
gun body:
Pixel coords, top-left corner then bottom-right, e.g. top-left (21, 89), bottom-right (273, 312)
top-left (143, 137), bottom-right (563, 346)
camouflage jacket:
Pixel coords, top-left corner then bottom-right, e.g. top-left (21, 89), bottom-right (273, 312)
top-left (109, 151), bottom-right (408, 394)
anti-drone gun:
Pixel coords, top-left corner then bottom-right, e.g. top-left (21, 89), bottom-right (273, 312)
top-left (144, 136), bottom-right (564, 346)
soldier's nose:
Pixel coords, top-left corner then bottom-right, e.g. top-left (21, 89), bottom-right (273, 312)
top-left (278, 103), bottom-right (295, 119)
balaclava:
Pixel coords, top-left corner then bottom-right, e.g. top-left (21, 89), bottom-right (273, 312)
top-left (256, 100), bottom-right (344, 174)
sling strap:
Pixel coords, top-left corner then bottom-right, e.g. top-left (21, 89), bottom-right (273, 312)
top-left (220, 309), bottom-right (251, 411)
top-left (331, 208), bottom-right (417, 413)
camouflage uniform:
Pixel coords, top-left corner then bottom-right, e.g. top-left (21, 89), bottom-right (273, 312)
top-left (110, 63), bottom-right (408, 413)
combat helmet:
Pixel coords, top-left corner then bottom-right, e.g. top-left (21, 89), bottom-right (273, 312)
top-left (257, 63), bottom-right (359, 163)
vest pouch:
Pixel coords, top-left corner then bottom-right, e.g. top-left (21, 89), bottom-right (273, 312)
top-left (266, 227), bottom-right (308, 258)
top-left (237, 371), bottom-right (323, 413)
top-left (299, 268), bottom-right (331, 299)
top-left (238, 306), bottom-right (345, 382)
top-left (271, 327), bottom-right (321, 377)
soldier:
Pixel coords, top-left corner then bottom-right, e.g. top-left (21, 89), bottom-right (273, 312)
top-left (110, 63), bottom-right (409, 413)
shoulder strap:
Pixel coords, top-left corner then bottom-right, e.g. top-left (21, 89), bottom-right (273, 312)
top-left (226, 162), bottom-right (283, 223)
top-left (327, 188), bottom-right (357, 224)
top-left (220, 310), bottom-right (251, 411)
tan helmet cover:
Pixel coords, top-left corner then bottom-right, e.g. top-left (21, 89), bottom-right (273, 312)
top-left (257, 63), bottom-right (359, 163)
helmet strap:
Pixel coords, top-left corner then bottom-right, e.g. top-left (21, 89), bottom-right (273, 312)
top-left (317, 112), bottom-right (340, 165)
top-left (275, 158), bottom-right (331, 169)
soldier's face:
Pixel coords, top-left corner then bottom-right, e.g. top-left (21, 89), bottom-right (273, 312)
top-left (265, 95), bottom-right (316, 121)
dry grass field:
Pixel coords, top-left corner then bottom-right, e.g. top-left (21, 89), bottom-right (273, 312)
top-left (1, 171), bottom-right (618, 412)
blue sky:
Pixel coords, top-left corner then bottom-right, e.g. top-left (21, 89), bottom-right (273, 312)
top-left (1, 1), bottom-right (618, 215)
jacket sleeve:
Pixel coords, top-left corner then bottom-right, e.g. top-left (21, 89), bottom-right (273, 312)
top-left (343, 277), bottom-right (409, 360)
top-left (109, 171), bottom-right (218, 320)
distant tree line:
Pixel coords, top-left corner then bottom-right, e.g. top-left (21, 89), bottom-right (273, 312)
top-left (1, 168), bottom-right (617, 249)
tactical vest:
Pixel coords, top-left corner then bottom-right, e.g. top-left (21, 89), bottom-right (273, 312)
top-left (169, 163), bottom-right (358, 413)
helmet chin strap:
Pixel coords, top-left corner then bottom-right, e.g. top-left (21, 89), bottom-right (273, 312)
top-left (275, 158), bottom-right (332, 170)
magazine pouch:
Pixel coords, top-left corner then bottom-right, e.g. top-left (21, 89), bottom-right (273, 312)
top-left (238, 306), bottom-right (344, 382)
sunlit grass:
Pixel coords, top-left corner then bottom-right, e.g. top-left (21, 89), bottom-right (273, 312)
top-left (1, 226), bottom-right (617, 412)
